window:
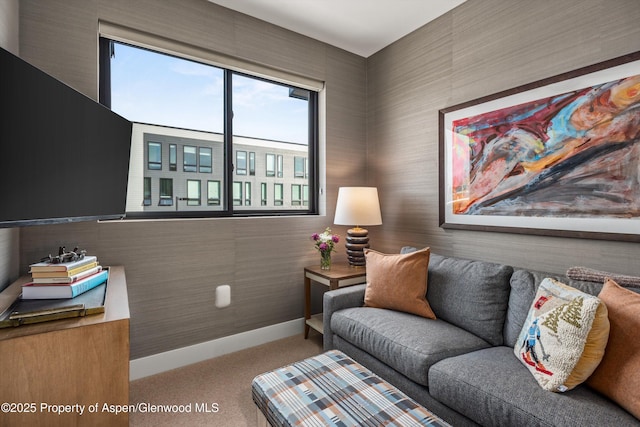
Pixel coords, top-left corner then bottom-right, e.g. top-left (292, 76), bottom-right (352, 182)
top-left (277, 155), bottom-right (283, 178)
top-left (292, 184), bottom-right (302, 206)
top-left (187, 180), bottom-right (201, 206)
top-left (266, 154), bottom-right (275, 177)
top-left (159, 178), bottom-right (173, 206)
top-left (274, 183), bottom-right (283, 206)
top-left (294, 157), bottom-right (306, 178)
top-left (261, 182), bottom-right (267, 206)
top-left (199, 147), bottom-right (212, 173)
top-left (183, 146), bottom-right (197, 172)
top-left (143, 177), bottom-right (152, 206)
top-left (148, 142), bottom-right (162, 170)
top-left (208, 180), bottom-right (221, 206)
top-left (233, 182), bottom-right (243, 206)
top-left (102, 39), bottom-right (318, 218)
top-left (249, 152), bottom-right (255, 176)
top-left (303, 185), bottom-right (309, 206)
top-left (169, 144), bottom-right (177, 171)
top-left (244, 182), bottom-right (251, 206)
top-left (236, 151), bottom-right (247, 175)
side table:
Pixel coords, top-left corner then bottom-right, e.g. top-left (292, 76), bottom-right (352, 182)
top-left (304, 263), bottom-right (366, 339)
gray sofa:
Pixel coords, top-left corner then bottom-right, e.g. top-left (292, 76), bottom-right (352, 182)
top-left (323, 252), bottom-right (640, 426)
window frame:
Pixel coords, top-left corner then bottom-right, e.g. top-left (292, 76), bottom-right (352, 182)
top-left (99, 37), bottom-right (319, 220)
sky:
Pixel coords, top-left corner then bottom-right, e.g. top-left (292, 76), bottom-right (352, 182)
top-left (110, 42), bottom-right (309, 144)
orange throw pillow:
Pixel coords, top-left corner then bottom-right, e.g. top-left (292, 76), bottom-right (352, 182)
top-left (587, 278), bottom-right (640, 419)
top-left (363, 248), bottom-right (436, 319)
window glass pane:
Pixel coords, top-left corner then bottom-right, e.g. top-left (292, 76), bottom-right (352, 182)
top-left (143, 177), bottom-right (152, 206)
top-left (187, 180), bottom-right (201, 206)
top-left (159, 178), bottom-right (173, 206)
top-left (169, 144), bottom-right (177, 171)
top-left (244, 182), bottom-right (251, 206)
top-left (274, 183), bottom-right (283, 206)
top-left (208, 180), bottom-right (220, 206)
top-left (261, 182), bottom-right (267, 206)
top-left (184, 146), bottom-right (197, 172)
top-left (107, 40), bottom-right (316, 217)
top-left (199, 147), bottom-right (212, 173)
top-left (233, 182), bottom-right (242, 206)
top-left (148, 142), bottom-right (162, 170)
top-left (303, 185), bottom-right (309, 206)
top-left (236, 151), bottom-right (247, 175)
top-left (249, 152), bottom-right (256, 176)
top-left (291, 184), bottom-right (301, 206)
top-left (266, 154), bottom-right (275, 177)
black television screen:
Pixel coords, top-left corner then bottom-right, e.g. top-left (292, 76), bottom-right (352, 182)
top-left (0, 47), bottom-right (132, 228)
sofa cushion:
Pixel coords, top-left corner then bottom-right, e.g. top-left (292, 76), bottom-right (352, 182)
top-left (330, 307), bottom-right (490, 387)
top-left (426, 253), bottom-right (513, 346)
top-left (429, 346), bottom-right (640, 427)
top-left (363, 248), bottom-right (436, 319)
top-left (514, 277), bottom-right (609, 392)
top-left (587, 278), bottom-right (640, 420)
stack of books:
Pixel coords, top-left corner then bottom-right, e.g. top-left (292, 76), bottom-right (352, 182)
top-left (22, 255), bottom-right (109, 299)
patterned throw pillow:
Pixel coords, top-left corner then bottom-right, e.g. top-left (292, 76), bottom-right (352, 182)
top-left (363, 248), bottom-right (436, 319)
top-left (514, 278), bottom-right (609, 392)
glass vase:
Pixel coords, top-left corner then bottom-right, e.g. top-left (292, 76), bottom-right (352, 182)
top-left (320, 251), bottom-right (332, 270)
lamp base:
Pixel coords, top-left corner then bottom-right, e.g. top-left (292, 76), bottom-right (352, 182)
top-left (345, 227), bottom-right (369, 267)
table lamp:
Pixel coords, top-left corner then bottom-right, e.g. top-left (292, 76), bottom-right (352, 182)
top-left (334, 187), bottom-right (383, 267)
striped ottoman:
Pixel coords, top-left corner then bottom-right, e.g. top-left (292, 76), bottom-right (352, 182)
top-left (252, 350), bottom-right (450, 427)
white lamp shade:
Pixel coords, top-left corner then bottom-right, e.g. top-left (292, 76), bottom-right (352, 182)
top-left (334, 187), bottom-right (382, 226)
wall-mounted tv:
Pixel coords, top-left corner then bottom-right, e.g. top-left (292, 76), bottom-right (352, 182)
top-left (0, 47), bottom-right (132, 228)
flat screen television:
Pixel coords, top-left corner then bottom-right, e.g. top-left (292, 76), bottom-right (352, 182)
top-left (0, 47), bottom-right (132, 228)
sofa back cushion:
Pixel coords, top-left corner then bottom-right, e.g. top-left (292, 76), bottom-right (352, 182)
top-left (427, 254), bottom-right (513, 346)
top-left (504, 268), bottom-right (640, 348)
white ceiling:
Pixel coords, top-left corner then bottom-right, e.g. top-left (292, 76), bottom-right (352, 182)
top-left (207, 0), bottom-right (467, 58)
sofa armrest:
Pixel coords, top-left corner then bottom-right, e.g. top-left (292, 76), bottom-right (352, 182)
top-left (322, 284), bottom-right (366, 351)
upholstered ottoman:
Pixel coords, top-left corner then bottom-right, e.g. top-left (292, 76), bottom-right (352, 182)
top-left (252, 350), bottom-right (450, 426)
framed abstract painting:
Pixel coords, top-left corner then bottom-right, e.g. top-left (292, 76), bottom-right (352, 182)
top-left (439, 51), bottom-right (640, 242)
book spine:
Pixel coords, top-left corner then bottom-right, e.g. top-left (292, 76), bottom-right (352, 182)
top-left (70, 270), bottom-right (109, 297)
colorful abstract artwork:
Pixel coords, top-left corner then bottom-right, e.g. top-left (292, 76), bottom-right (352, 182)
top-left (440, 52), bottom-right (640, 241)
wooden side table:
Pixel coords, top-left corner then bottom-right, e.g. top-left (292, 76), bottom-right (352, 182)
top-left (304, 263), bottom-right (366, 338)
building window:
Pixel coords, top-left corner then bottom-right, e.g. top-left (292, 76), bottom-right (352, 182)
top-left (249, 152), bottom-right (256, 176)
top-left (159, 178), bottom-right (173, 206)
top-left (294, 157), bottom-right (306, 178)
top-left (233, 181), bottom-right (243, 206)
top-left (199, 147), bottom-right (212, 173)
top-left (148, 142), bottom-right (162, 170)
top-left (169, 144), bottom-right (177, 171)
top-left (291, 184), bottom-right (302, 206)
top-left (266, 154), bottom-right (275, 177)
top-left (274, 183), bottom-right (283, 206)
top-left (277, 155), bottom-right (283, 178)
top-left (183, 146), bottom-right (197, 172)
top-left (208, 180), bottom-right (221, 206)
top-left (244, 182), bottom-right (251, 206)
top-left (143, 177), bottom-right (152, 206)
top-left (102, 39), bottom-right (319, 218)
top-left (303, 185), bottom-right (309, 206)
top-left (236, 151), bottom-right (247, 175)
top-left (187, 179), bottom-right (201, 206)
top-left (261, 182), bottom-right (267, 206)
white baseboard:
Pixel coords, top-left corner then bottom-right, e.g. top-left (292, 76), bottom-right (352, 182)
top-left (129, 317), bottom-right (304, 380)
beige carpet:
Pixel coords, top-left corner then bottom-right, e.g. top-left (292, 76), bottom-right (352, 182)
top-left (129, 333), bottom-right (324, 426)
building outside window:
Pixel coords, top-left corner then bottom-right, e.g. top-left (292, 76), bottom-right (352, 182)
top-left (292, 184), bottom-right (302, 206)
top-left (266, 154), bottom-right (275, 177)
top-left (208, 180), bottom-right (221, 206)
top-left (236, 151), bottom-right (247, 175)
top-left (277, 154), bottom-right (283, 178)
top-left (199, 147), bottom-right (212, 173)
top-left (244, 182), bottom-right (251, 206)
top-left (148, 142), bottom-right (162, 170)
top-left (233, 181), bottom-right (243, 206)
top-left (184, 146), bottom-right (197, 172)
top-left (187, 180), bottom-right (201, 206)
top-left (274, 183), bottom-right (283, 206)
top-left (143, 177), bottom-right (152, 206)
top-left (159, 178), bottom-right (173, 206)
top-left (261, 182), bottom-right (267, 206)
top-left (249, 152), bottom-right (256, 176)
top-left (169, 144), bottom-right (177, 171)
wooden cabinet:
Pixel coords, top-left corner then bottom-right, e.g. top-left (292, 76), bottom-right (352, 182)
top-left (0, 266), bottom-right (130, 427)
